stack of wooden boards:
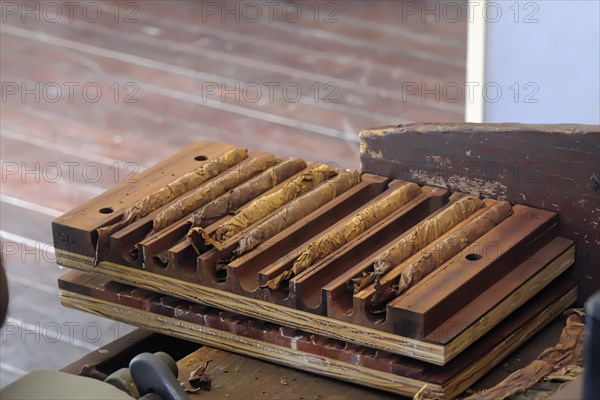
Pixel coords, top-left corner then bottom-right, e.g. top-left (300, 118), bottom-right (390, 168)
top-left (53, 141), bottom-right (577, 399)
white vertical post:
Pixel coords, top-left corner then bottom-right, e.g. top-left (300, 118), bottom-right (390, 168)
top-left (465, 0), bottom-right (487, 123)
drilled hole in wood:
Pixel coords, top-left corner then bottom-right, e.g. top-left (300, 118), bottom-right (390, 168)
top-left (465, 253), bottom-right (482, 261)
top-left (194, 155), bottom-right (208, 161)
top-left (99, 207), bottom-right (114, 214)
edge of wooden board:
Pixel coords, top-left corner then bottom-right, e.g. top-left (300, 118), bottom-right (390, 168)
top-left (439, 285), bottom-right (576, 397)
top-left (57, 250), bottom-right (444, 363)
top-left (56, 248), bottom-right (573, 365)
top-left (442, 243), bottom-right (575, 354)
top-left (59, 290), bottom-right (443, 398)
top-left (59, 286), bottom-right (576, 400)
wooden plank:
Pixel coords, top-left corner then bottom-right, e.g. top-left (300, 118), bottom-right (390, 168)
top-left (54, 241), bottom-right (574, 367)
top-left (51, 141), bottom-right (243, 257)
top-left (58, 272), bottom-right (576, 399)
top-left (359, 123), bottom-right (600, 302)
top-left (59, 290), bottom-right (443, 398)
top-left (55, 249), bottom-right (446, 364)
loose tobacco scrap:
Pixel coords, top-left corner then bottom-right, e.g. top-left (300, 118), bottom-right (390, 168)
top-left (94, 147), bottom-right (248, 264)
top-left (465, 310), bottom-right (584, 400)
top-left (150, 154), bottom-right (276, 235)
top-left (201, 163), bottom-right (338, 250)
top-left (186, 359), bottom-right (212, 392)
top-left (236, 170), bottom-right (360, 255)
top-left (264, 183), bottom-right (421, 290)
top-left (350, 196), bottom-right (483, 293)
top-left (186, 158), bottom-right (306, 254)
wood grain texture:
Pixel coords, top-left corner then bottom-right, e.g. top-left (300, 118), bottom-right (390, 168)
top-left (59, 278), bottom-right (576, 399)
top-left (359, 123), bottom-right (600, 302)
top-left (177, 347), bottom-right (398, 400)
top-left (55, 241), bottom-right (575, 367)
top-left (51, 141), bottom-right (241, 257)
top-left (56, 248), bottom-right (445, 364)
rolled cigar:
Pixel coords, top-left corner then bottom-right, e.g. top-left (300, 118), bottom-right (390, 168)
top-left (186, 158), bottom-right (306, 254)
top-left (236, 170), bottom-right (360, 255)
top-left (350, 196), bottom-right (482, 293)
top-left (369, 201), bottom-right (512, 308)
top-left (150, 154), bottom-right (277, 234)
top-left (94, 147), bottom-right (247, 265)
top-left (264, 183), bottom-right (421, 291)
top-left (202, 163), bottom-right (338, 250)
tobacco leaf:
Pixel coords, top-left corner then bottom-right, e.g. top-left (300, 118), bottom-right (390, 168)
top-left (93, 148), bottom-right (247, 265)
top-left (393, 201), bottom-right (511, 296)
top-left (186, 158), bottom-right (306, 254)
top-left (350, 196), bottom-right (483, 293)
top-left (465, 311), bottom-right (585, 400)
top-left (264, 183), bottom-right (421, 290)
top-left (150, 154), bottom-right (276, 235)
top-left (193, 158), bottom-right (306, 226)
top-left (369, 201), bottom-right (512, 307)
top-left (187, 359), bottom-right (212, 392)
top-left (235, 170), bottom-right (360, 255)
top-left (545, 365), bottom-right (583, 382)
top-left (202, 163), bottom-right (338, 250)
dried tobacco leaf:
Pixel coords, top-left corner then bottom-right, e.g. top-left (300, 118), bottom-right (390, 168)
top-left (264, 183), bottom-right (421, 290)
top-left (186, 158), bottom-right (306, 254)
top-left (369, 201), bottom-right (512, 307)
top-left (350, 196), bottom-right (483, 293)
top-left (150, 154), bottom-right (277, 234)
top-left (94, 148), bottom-right (247, 264)
top-left (393, 201), bottom-right (511, 296)
top-left (465, 311), bottom-right (585, 400)
top-left (187, 359), bottom-right (212, 392)
top-left (235, 170), bottom-right (360, 255)
top-left (202, 163), bottom-right (338, 250)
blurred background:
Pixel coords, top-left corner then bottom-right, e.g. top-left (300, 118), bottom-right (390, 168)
top-left (0, 0), bottom-right (598, 389)
top-left (0, 2), bottom-right (466, 385)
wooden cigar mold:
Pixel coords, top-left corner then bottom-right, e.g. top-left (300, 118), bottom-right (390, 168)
top-left (52, 125), bottom-right (592, 395)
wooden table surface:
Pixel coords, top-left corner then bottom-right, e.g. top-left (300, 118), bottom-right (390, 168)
top-left (177, 347), bottom-right (398, 400)
top-left (0, 0), bottom-right (466, 387)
